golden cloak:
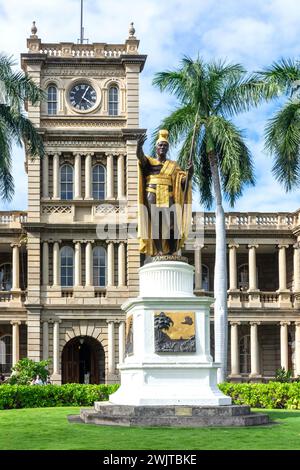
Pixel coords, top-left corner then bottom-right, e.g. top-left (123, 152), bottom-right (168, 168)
top-left (138, 156), bottom-right (192, 256)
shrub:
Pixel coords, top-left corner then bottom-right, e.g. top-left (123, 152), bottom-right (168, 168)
top-left (0, 383), bottom-right (120, 409)
top-left (8, 358), bottom-right (51, 385)
top-left (219, 382), bottom-right (300, 409)
top-left (274, 367), bottom-right (293, 383)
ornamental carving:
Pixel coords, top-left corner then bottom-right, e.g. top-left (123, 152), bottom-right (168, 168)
top-left (42, 205), bottom-right (72, 214)
top-left (41, 119), bottom-right (126, 128)
top-left (42, 69), bottom-right (125, 78)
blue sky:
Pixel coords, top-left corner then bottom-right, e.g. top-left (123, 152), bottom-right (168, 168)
top-left (0, 0), bottom-right (300, 212)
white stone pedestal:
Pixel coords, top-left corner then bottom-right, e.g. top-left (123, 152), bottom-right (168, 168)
top-left (109, 261), bottom-right (231, 406)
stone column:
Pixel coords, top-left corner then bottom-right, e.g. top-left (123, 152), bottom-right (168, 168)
top-left (293, 242), bottom-right (300, 307)
top-left (228, 243), bottom-right (241, 307)
top-left (11, 321), bottom-right (20, 366)
top-left (85, 241), bottom-right (93, 287)
top-left (248, 245), bottom-right (258, 290)
top-left (250, 322), bottom-right (260, 376)
top-left (107, 320), bottom-right (115, 376)
top-left (53, 241), bottom-right (60, 286)
top-left (229, 243), bottom-right (239, 290)
top-left (118, 321), bottom-right (126, 364)
top-left (295, 322), bottom-right (300, 376)
top-left (74, 153), bottom-right (82, 199)
top-left (194, 245), bottom-right (203, 290)
top-left (248, 244), bottom-right (260, 307)
top-left (278, 244), bottom-right (291, 307)
top-left (52, 320), bottom-right (60, 376)
top-left (118, 242), bottom-right (126, 287)
top-left (107, 241), bottom-right (115, 287)
top-left (11, 244), bottom-right (20, 291)
top-left (280, 322), bottom-right (290, 371)
top-left (278, 245), bottom-right (288, 290)
top-left (85, 153), bottom-right (92, 200)
top-left (42, 241), bottom-right (49, 286)
top-left (117, 154), bottom-right (125, 199)
top-left (42, 321), bottom-right (49, 360)
top-left (230, 322), bottom-right (240, 376)
top-left (106, 153), bottom-right (114, 199)
top-left (74, 241), bottom-right (82, 286)
top-left (52, 153), bottom-right (60, 200)
top-left (42, 153), bottom-right (49, 198)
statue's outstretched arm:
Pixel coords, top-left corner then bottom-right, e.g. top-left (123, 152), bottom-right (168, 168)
top-left (137, 133), bottom-right (148, 167)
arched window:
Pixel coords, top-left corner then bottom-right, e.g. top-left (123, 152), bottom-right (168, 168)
top-left (108, 85), bottom-right (118, 116)
top-left (60, 246), bottom-right (74, 287)
top-left (0, 263), bottom-right (12, 291)
top-left (47, 85), bottom-right (58, 115)
top-left (60, 164), bottom-right (73, 200)
top-left (202, 264), bottom-right (209, 291)
top-left (93, 246), bottom-right (106, 287)
top-left (92, 165), bottom-right (106, 200)
top-left (238, 264), bottom-right (249, 290)
top-left (239, 335), bottom-right (251, 374)
top-left (0, 335), bottom-right (12, 373)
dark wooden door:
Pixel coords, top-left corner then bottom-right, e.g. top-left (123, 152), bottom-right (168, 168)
top-left (62, 340), bottom-right (80, 383)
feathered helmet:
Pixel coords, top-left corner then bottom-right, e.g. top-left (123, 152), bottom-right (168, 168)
top-left (156, 129), bottom-right (169, 145)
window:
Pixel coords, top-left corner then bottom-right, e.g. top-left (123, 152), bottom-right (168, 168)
top-left (239, 335), bottom-right (251, 374)
top-left (0, 263), bottom-right (12, 291)
top-left (0, 335), bottom-right (12, 373)
top-left (92, 165), bottom-right (105, 200)
top-left (238, 264), bottom-right (249, 290)
top-left (47, 85), bottom-right (57, 115)
top-left (108, 86), bottom-right (118, 116)
top-left (60, 164), bottom-right (73, 200)
top-left (202, 264), bottom-right (209, 291)
top-left (93, 246), bottom-right (106, 287)
top-left (60, 246), bottom-right (74, 287)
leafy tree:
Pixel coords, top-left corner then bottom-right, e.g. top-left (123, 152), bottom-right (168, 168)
top-left (152, 57), bottom-right (278, 382)
top-left (0, 54), bottom-right (44, 200)
top-left (259, 58), bottom-right (300, 191)
top-left (8, 358), bottom-right (50, 385)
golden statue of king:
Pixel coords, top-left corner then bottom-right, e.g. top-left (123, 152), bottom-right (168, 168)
top-left (137, 130), bottom-right (193, 257)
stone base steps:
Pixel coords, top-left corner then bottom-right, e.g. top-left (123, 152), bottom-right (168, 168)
top-left (73, 402), bottom-right (270, 427)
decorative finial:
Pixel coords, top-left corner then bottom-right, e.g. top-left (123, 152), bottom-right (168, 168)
top-left (31, 21), bottom-right (38, 37)
top-left (129, 22), bottom-right (135, 38)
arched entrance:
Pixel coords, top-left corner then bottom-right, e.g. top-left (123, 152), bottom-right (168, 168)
top-left (61, 336), bottom-right (105, 384)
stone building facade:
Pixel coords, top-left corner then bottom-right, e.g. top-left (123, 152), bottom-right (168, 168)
top-left (0, 25), bottom-right (300, 383)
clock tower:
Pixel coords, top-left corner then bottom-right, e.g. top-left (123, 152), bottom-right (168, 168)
top-left (21, 21), bottom-right (146, 384)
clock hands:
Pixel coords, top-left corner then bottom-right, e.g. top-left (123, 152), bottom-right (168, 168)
top-left (80, 85), bottom-right (90, 103)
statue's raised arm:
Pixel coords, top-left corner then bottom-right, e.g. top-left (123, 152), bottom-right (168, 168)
top-left (136, 133), bottom-right (148, 167)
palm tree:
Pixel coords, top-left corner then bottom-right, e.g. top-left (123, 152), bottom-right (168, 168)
top-left (0, 54), bottom-right (44, 200)
top-left (259, 59), bottom-right (300, 191)
top-left (152, 57), bottom-right (278, 382)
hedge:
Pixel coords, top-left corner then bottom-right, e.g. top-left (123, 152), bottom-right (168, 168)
top-left (2, 382), bottom-right (300, 410)
top-left (0, 384), bottom-right (120, 409)
top-left (219, 382), bottom-right (300, 409)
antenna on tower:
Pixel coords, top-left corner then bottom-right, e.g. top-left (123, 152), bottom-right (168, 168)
top-left (77, 0), bottom-right (89, 44)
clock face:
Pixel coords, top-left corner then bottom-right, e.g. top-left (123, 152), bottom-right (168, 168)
top-left (69, 83), bottom-right (97, 111)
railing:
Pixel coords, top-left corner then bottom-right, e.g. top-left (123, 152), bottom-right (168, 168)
top-left (192, 211), bottom-right (296, 230)
top-left (94, 288), bottom-right (106, 298)
top-left (28, 42), bottom-right (131, 58)
top-left (0, 291), bottom-right (26, 302)
top-left (260, 292), bottom-right (279, 303)
top-left (0, 211), bottom-right (27, 224)
top-left (62, 289), bottom-right (73, 298)
top-left (0, 291), bottom-right (11, 302)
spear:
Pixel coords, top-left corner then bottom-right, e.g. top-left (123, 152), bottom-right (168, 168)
top-left (182, 103), bottom-right (200, 209)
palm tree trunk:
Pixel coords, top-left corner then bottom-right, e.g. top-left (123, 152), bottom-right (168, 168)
top-left (208, 151), bottom-right (228, 383)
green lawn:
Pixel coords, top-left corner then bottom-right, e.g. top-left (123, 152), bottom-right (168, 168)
top-left (0, 407), bottom-right (300, 450)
